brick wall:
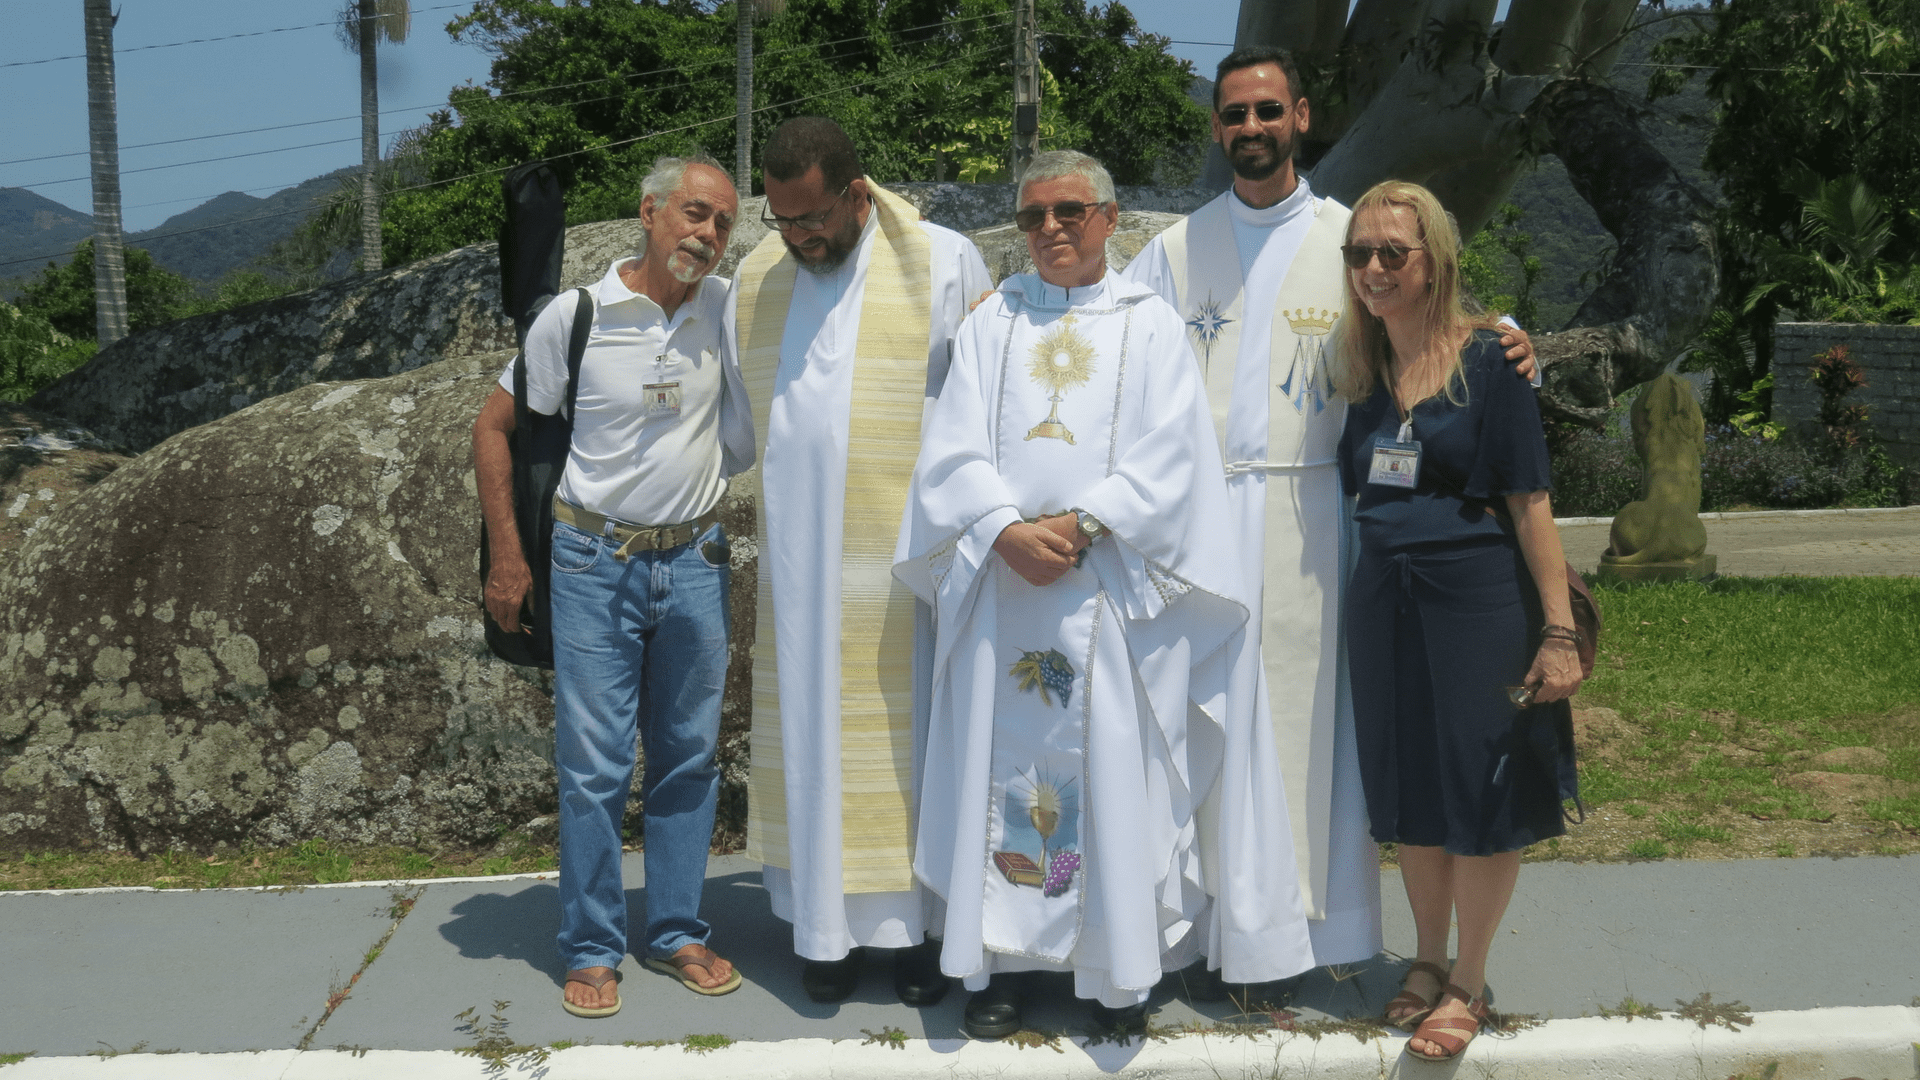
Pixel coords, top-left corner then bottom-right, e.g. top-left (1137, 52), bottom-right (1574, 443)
top-left (1773, 322), bottom-right (1920, 465)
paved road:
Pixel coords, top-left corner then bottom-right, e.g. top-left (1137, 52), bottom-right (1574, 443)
top-left (1, 854), bottom-right (1914, 1058)
top-left (1561, 507), bottom-right (1920, 577)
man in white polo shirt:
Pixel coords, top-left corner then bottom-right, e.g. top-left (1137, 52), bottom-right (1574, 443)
top-left (473, 152), bottom-right (754, 1017)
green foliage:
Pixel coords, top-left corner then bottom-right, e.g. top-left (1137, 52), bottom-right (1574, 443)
top-left (15, 240), bottom-right (200, 341)
top-left (0, 303), bottom-right (96, 402)
top-left (379, 0), bottom-right (1205, 265)
top-left (1459, 203), bottom-right (1541, 329)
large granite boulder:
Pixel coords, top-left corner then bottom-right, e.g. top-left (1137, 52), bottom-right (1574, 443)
top-left (0, 350), bottom-right (756, 853)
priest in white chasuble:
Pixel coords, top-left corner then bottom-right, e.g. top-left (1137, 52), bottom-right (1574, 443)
top-left (728, 117), bottom-right (993, 1007)
top-left (893, 151), bottom-right (1251, 1041)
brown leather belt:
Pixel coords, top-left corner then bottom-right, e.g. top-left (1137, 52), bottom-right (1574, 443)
top-left (553, 498), bottom-right (720, 562)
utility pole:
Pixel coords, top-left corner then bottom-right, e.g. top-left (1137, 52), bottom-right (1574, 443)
top-left (735, 0), bottom-right (752, 193)
top-left (83, 0), bottom-right (129, 346)
top-left (1011, 0), bottom-right (1039, 182)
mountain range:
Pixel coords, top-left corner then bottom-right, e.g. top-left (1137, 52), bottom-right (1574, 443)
top-left (0, 168), bottom-right (351, 288)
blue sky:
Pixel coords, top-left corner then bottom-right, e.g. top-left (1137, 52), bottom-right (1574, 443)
top-left (3, 1), bottom-right (1511, 234)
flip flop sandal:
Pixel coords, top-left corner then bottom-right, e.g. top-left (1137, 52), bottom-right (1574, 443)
top-left (1406, 983), bottom-right (1492, 1062)
top-left (1382, 959), bottom-right (1451, 1029)
top-left (561, 967), bottom-right (622, 1018)
top-left (646, 946), bottom-right (744, 997)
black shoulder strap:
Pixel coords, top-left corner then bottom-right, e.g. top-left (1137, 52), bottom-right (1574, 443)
top-left (562, 286), bottom-right (592, 420)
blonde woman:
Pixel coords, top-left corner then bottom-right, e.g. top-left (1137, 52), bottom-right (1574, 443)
top-left (1332, 181), bottom-right (1582, 1061)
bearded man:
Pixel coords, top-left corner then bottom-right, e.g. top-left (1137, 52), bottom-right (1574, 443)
top-left (728, 116), bottom-right (993, 1006)
top-left (1123, 47), bottom-right (1535, 989)
top-left (897, 150), bottom-right (1250, 1039)
top-left (474, 153), bottom-right (752, 1016)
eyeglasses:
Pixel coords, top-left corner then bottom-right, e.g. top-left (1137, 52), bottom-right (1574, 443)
top-left (1218, 100), bottom-right (1290, 127)
top-left (1340, 243), bottom-right (1425, 270)
top-left (1014, 200), bottom-right (1108, 232)
top-left (761, 183), bottom-right (850, 232)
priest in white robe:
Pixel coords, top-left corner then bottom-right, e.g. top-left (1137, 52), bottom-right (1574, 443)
top-left (895, 151), bottom-right (1251, 1040)
top-left (729, 117), bottom-right (993, 1006)
top-left (1124, 48), bottom-right (1535, 989)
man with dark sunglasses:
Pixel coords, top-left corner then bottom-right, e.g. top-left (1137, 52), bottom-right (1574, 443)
top-left (1123, 45), bottom-right (1537, 996)
top-left (725, 116), bottom-right (993, 1009)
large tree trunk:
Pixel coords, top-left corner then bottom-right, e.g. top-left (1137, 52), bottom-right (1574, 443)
top-left (83, 0), bottom-right (129, 346)
top-left (359, 0), bottom-right (382, 273)
top-left (1532, 79), bottom-right (1720, 427)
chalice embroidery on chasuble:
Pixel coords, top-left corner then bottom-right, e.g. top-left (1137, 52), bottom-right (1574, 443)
top-left (1185, 291), bottom-right (1234, 375)
top-left (1280, 307), bottom-right (1336, 413)
top-left (997, 765), bottom-right (1082, 899)
top-left (1025, 313), bottom-right (1097, 444)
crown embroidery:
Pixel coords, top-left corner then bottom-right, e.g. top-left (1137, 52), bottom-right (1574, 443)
top-left (1283, 307), bottom-right (1336, 335)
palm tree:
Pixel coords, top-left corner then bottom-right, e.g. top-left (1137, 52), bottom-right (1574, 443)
top-left (83, 0), bottom-right (129, 345)
top-left (341, 0), bottom-right (410, 272)
top-left (735, 0), bottom-right (785, 194)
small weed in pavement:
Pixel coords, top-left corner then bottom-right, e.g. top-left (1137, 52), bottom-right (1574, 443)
top-left (1004, 1028), bottom-right (1067, 1052)
top-left (622, 1039), bottom-right (672, 1049)
top-left (0, 1052), bottom-right (35, 1068)
top-left (454, 1002), bottom-right (550, 1075)
top-left (682, 1034), bottom-right (733, 1054)
top-left (1674, 992), bottom-right (1753, 1031)
top-left (1723, 1063), bottom-right (1778, 1080)
top-left (860, 1026), bottom-right (909, 1050)
top-left (1598, 995), bottom-right (1664, 1021)
top-left (89, 1042), bottom-right (146, 1059)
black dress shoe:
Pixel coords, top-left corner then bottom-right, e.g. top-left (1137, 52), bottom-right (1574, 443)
top-left (962, 975), bottom-right (1023, 1040)
top-left (892, 938), bottom-right (951, 1007)
top-left (1173, 959), bottom-right (1228, 1002)
top-left (801, 950), bottom-right (863, 1004)
top-left (1089, 1000), bottom-right (1151, 1038)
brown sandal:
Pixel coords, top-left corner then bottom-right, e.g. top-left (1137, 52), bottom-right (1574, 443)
top-left (1383, 960), bottom-right (1450, 1029)
top-left (1406, 983), bottom-right (1492, 1061)
top-left (645, 944), bottom-right (744, 997)
top-left (561, 967), bottom-right (622, 1018)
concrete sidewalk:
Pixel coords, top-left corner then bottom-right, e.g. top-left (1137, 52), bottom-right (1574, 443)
top-left (3, 854), bottom-right (1916, 1077)
top-left (1558, 505), bottom-right (1920, 577)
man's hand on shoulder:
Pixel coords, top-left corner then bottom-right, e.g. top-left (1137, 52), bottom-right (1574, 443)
top-left (1500, 324), bottom-right (1538, 381)
top-left (993, 520), bottom-right (1079, 587)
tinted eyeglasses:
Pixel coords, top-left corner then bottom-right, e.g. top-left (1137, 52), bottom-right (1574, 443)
top-left (761, 183), bottom-right (850, 232)
top-left (1014, 200), bottom-right (1108, 232)
top-left (1340, 243), bottom-right (1424, 270)
top-left (1218, 100), bottom-right (1290, 127)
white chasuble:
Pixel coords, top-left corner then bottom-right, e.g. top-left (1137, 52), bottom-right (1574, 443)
top-left (1124, 179), bottom-right (1383, 977)
top-left (894, 273), bottom-right (1247, 1008)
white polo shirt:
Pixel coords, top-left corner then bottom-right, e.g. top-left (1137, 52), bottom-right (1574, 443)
top-left (500, 258), bottom-right (733, 526)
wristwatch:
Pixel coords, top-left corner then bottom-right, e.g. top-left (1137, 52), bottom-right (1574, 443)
top-left (1073, 509), bottom-right (1108, 542)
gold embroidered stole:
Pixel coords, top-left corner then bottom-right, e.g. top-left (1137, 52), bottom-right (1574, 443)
top-left (736, 182), bottom-right (932, 893)
top-left (1161, 192), bottom-right (1243, 456)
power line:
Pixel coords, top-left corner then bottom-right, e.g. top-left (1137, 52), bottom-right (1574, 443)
top-left (0, 9), bottom-right (1014, 170)
top-left (0, 49), bottom-right (983, 271)
top-left (0, 4), bottom-right (471, 69)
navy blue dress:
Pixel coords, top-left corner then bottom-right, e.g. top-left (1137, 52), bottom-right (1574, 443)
top-left (1337, 330), bottom-right (1574, 856)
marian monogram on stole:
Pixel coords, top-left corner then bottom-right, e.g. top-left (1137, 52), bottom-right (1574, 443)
top-left (1024, 313), bottom-right (1097, 444)
top-left (1279, 307), bottom-right (1336, 413)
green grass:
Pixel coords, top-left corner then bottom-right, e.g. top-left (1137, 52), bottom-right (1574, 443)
top-left (1582, 577), bottom-right (1920, 722)
top-left (0, 836), bottom-right (558, 892)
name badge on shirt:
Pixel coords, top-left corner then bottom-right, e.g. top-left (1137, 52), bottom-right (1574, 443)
top-left (1368, 434), bottom-right (1422, 488)
top-left (644, 382), bottom-right (682, 417)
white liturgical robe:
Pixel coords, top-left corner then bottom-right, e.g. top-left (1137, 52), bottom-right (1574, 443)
top-left (894, 272), bottom-right (1251, 1008)
top-left (1125, 178), bottom-right (1385, 976)
top-left (728, 192), bottom-right (994, 962)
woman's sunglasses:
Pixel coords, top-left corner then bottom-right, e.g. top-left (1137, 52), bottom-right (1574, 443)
top-left (1340, 243), bottom-right (1424, 270)
top-left (1015, 200), bottom-right (1108, 232)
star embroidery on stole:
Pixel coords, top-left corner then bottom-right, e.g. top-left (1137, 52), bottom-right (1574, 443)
top-left (1185, 291), bottom-right (1234, 374)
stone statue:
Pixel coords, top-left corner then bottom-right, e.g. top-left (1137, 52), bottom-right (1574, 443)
top-left (1599, 373), bottom-right (1716, 582)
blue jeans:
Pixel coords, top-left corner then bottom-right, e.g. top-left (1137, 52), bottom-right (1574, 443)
top-left (549, 517), bottom-right (730, 971)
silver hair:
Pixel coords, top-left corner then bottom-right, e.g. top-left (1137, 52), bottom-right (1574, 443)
top-left (1016, 150), bottom-right (1116, 207)
top-left (640, 150), bottom-right (727, 207)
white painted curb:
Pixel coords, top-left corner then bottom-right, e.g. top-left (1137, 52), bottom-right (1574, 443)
top-left (8, 1005), bottom-right (1915, 1079)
